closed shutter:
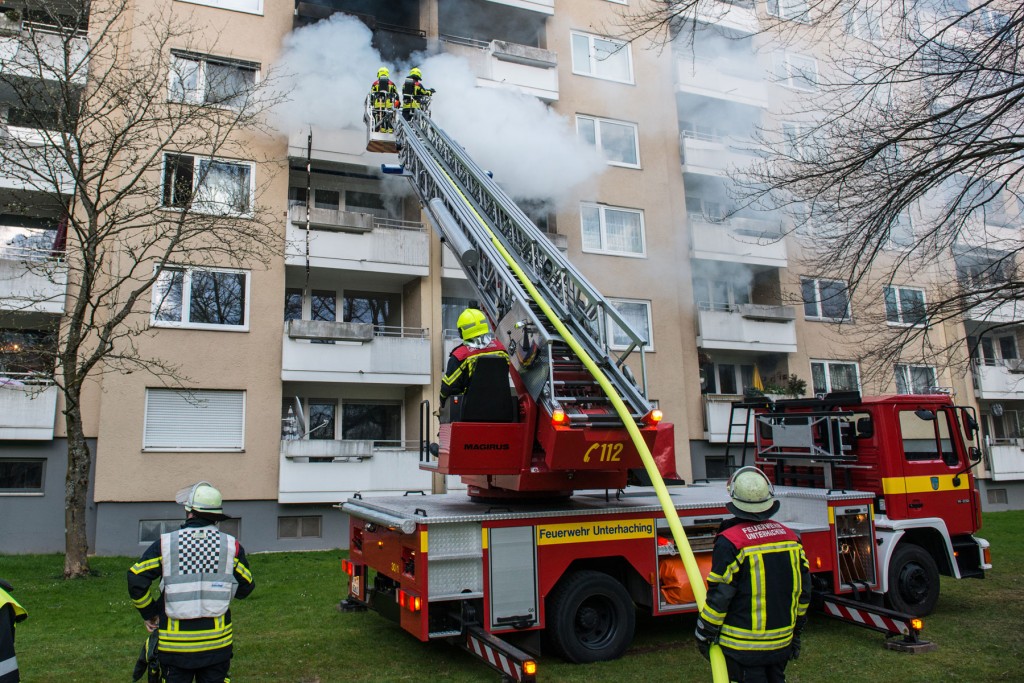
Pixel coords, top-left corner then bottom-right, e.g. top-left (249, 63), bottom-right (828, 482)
top-left (144, 389), bottom-right (245, 450)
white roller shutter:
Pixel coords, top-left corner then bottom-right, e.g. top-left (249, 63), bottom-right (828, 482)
top-left (144, 389), bottom-right (245, 450)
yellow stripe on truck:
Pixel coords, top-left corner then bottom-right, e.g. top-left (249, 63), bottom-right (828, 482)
top-left (882, 475), bottom-right (967, 495)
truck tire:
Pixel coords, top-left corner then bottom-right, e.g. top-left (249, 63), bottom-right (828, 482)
top-left (886, 543), bottom-right (940, 617)
top-left (546, 570), bottom-right (635, 663)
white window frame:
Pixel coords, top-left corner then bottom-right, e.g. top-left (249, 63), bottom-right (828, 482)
top-left (801, 277), bottom-right (851, 321)
top-left (151, 265), bottom-right (251, 331)
top-left (810, 360), bottom-right (860, 394)
top-left (884, 286), bottom-right (927, 326)
top-left (843, 0), bottom-right (884, 41)
top-left (767, 0), bottom-right (810, 23)
top-left (161, 153), bottom-right (256, 217)
top-left (576, 115), bottom-right (641, 169)
top-left (894, 364), bottom-right (937, 395)
top-left (580, 202), bottom-right (646, 257)
top-left (175, 0), bottom-right (264, 15)
top-left (143, 388), bottom-right (246, 451)
top-left (570, 31), bottom-right (634, 84)
top-left (168, 51), bottom-right (260, 107)
top-left (773, 51), bottom-right (819, 92)
top-left (608, 298), bottom-right (653, 351)
top-left (886, 211), bottom-right (915, 249)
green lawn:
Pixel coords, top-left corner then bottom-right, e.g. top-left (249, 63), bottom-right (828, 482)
top-left (1, 511), bottom-right (1021, 682)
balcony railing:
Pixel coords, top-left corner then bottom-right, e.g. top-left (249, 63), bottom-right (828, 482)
top-left (480, 0), bottom-right (554, 13)
top-left (0, 246), bottom-right (67, 314)
top-left (689, 213), bottom-right (786, 266)
top-left (696, 305), bottom-right (797, 353)
top-left (285, 216), bottom-right (429, 274)
top-left (986, 442), bottom-right (1024, 482)
top-left (675, 56), bottom-right (766, 105)
top-left (680, 133), bottom-right (760, 176)
top-left (281, 323), bottom-right (431, 384)
top-left (971, 359), bottom-right (1024, 399)
top-left (0, 376), bottom-right (58, 440)
top-left (440, 36), bottom-right (558, 101)
top-left (704, 395), bottom-right (755, 443)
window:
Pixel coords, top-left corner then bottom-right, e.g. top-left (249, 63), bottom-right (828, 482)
top-left (169, 51), bottom-right (258, 107)
top-left (991, 409), bottom-right (1024, 441)
top-left (773, 51), bottom-right (818, 92)
top-left (577, 115), bottom-right (640, 168)
top-left (810, 361), bottom-right (860, 394)
top-left (176, 0), bottom-right (264, 15)
top-left (987, 488), bottom-right (1008, 505)
top-left (343, 291), bottom-right (400, 328)
top-left (162, 154), bottom-right (254, 215)
top-left (968, 334), bottom-right (1019, 365)
top-left (894, 364), bottom-right (936, 394)
top-left (314, 190), bottom-right (340, 211)
top-left (152, 267), bottom-right (249, 330)
top-left (139, 519), bottom-right (181, 544)
top-left (899, 408), bottom-right (956, 464)
top-left (844, 0), bottom-right (883, 41)
top-left (884, 286), bottom-right (926, 326)
top-left (308, 400), bottom-right (337, 440)
top-left (143, 388), bottom-right (245, 451)
top-left (0, 329), bottom-right (56, 376)
top-left (767, 0), bottom-right (810, 23)
top-left (608, 299), bottom-right (653, 350)
top-left (693, 276), bottom-right (750, 311)
top-left (311, 290), bottom-right (337, 323)
top-left (571, 31), bottom-right (634, 84)
top-left (442, 296), bottom-right (474, 334)
top-left (781, 122), bottom-right (809, 158)
top-left (581, 203), bottom-right (645, 256)
top-left (284, 288), bottom-right (303, 321)
top-left (888, 211), bottom-right (914, 248)
top-left (0, 459), bottom-right (44, 493)
top-left (346, 191), bottom-right (387, 220)
top-left (801, 277), bottom-right (850, 321)
top-left (343, 402), bottom-right (402, 446)
top-left (701, 362), bottom-right (756, 395)
top-left (278, 515), bottom-right (322, 539)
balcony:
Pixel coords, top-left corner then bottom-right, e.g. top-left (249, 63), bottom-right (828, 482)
top-left (441, 37), bottom-right (559, 101)
top-left (987, 442), bottom-right (1024, 482)
top-left (680, 133), bottom-right (759, 176)
top-left (481, 0), bottom-right (554, 14)
top-left (690, 214), bottom-right (786, 267)
top-left (0, 27), bottom-right (89, 85)
top-left (286, 126), bottom-right (396, 167)
top-left (0, 237), bottom-right (66, 314)
top-left (676, 56), bottom-right (767, 107)
top-left (0, 379), bottom-right (58, 440)
top-left (972, 360), bottom-right (1024, 400)
top-left (279, 441), bottom-right (455, 503)
top-left (285, 208), bottom-right (429, 277)
top-left (704, 395), bottom-right (755, 443)
top-left (962, 297), bottom-right (1024, 324)
top-left (696, 305), bottom-right (797, 353)
top-left (281, 322), bottom-right (431, 384)
top-left (0, 126), bottom-right (75, 193)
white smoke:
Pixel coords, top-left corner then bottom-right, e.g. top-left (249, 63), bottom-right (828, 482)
top-left (270, 14), bottom-right (604, 203)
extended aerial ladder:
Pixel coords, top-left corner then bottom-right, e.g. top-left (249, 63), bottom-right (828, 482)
top-left (380, 110), bottom-right (677, 497)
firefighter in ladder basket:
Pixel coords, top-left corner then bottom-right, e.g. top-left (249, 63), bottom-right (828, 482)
top-left (369, 67), bottom-right (400, 133)
top-left (402, 67), bottom-right (435, 121)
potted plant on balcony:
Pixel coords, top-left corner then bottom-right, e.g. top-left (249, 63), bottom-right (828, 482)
top-left (748, 373), bottom-right (807, 400)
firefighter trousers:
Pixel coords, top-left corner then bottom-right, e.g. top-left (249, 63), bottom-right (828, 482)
top-left (725, 656), bottom-right (788, 683)
top-left (160, 659), bottom-right (231, 683)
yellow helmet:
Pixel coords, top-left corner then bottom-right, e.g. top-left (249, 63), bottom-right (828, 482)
top-left (457, 308), bottom-right (489, 341)
top-left (409, 67), bottom-right (422, 79)
top-left (377, 67), bottom-right (389, 79)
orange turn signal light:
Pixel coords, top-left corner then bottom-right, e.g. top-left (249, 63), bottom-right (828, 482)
top-left (523, 660), bottom-right (537, 676)
top-left (644, 409), bottom-right (663, 425)
top-left (910, 618), bottom-right (923, 631)
top-left (552, 408), bottom-right (567, 425)
top-left (397, 589), bottom-right (422, 612)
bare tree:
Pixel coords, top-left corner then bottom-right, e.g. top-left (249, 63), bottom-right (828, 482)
top-left (0, 0), bottom-right (284, 577)
top-left (612, 0), bottom-right (1023, 380)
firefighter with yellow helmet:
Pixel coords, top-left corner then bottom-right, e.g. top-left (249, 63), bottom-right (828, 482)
top-left (401, 67), bottom-right (435, 121)
top-left (440, 308), bottom-right (510, 408)
top-left (369, 66), bottom-right (400, 133)
top-left (695, 466), bottom-right (811, 682)
top-left (128, 482), bottom-right (255, 683)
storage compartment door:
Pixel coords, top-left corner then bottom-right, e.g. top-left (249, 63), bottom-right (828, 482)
top-left (487, 526), bottom-right (538, 631)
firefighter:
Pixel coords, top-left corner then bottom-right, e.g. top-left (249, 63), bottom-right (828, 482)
top-left (440, 308), bottom-right (510, 407)
top-left (0, 579), bottom-right (27, 683)
top-left (694, 467), bottom-right (811, 683)
top-left (369, 67), bottom-right (400, 133)
top-left (401, 67), bottom-right (435, 121)
top-left (128, 482), bottom-right (255, 683)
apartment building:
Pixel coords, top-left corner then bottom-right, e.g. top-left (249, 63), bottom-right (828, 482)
top-left (1, 0), bottom-right (1020, 557)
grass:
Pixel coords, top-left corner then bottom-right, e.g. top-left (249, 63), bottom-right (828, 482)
top-left (1, 511), bottom-right (1021, 682)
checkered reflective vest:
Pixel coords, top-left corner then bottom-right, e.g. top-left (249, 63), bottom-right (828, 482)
top-left (159, 526), bottom-right (238, 619)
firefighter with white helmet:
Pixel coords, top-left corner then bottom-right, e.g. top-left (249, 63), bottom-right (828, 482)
top-left (439, 308), bottom-right (510, 408)
top-left (695, 466), bottom-right (811, 682)
top-left (128, 482), bottom-right (255, 683)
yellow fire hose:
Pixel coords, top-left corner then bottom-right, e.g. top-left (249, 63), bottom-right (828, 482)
top-left (436, 166), bottom-right (729, 682)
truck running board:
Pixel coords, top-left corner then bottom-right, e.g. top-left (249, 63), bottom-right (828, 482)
top-left (817, 593), bottom-right (937, 652)
top-left (458, 626), bottom-right (538, 682)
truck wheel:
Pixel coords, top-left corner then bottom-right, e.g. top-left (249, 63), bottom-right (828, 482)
top-left (546, 570), bottom-right (635, 663)
top-left (886, 544), bottom-right (940, 616)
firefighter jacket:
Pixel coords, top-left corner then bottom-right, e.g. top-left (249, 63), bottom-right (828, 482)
top-left (0, 587), bottom-right (26, 683)
top-left (370, 78), bottom-right (399, 109)
top-left (698, 517), bottom-right (811, 664)
top-left (440, 338), bottom-right (510, 406)
top-left (402, 77), bottom-right (432, 111)
top-left (128, 518), bottom-right (255, 668)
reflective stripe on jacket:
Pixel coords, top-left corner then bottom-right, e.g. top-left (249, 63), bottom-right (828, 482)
top-left (440, 339), bottom-right (510, 403)
top-left (160, 527), bottom-right (238, 620)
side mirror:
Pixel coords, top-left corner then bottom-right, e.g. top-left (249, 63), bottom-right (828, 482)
top-left (969, 446), bottom-right (982, 462)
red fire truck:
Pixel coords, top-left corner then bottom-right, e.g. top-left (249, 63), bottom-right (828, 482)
top-left (338, 112), bottom-right (991, 681)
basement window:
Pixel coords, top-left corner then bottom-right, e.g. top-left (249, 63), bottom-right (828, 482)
top-left (278, 515), bottom-right (322, 539)
top-left (0, 459), bottom-right (45, 493)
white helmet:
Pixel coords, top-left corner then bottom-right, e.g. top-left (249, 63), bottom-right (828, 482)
top-left (175, 481), bottom-right (228, 519)
top-left (726, 467), bottom-right (780, 521)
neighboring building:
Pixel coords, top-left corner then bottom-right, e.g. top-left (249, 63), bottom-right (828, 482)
top-left (1, 0), bottom-right (1020, 556)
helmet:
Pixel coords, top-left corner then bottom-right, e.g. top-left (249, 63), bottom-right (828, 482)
top-left (725, 467), bottom-right (780, 521)
top-left (377, 67), bottom-right (389, 79)
top-left (457, 308), bottom-right (489, 341)
top-left (175, 481), bottom-right (228, 520)
top-left (409, 67), bottom-right (422, 79)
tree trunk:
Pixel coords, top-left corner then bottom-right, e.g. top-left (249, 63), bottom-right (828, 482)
top-left (63, 394), bottom-right (92, 578)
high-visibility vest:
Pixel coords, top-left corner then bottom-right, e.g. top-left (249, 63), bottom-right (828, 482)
top-left (160, 526), bottom-right (238, 620)
top-left (0, 587), bottom-right (26, 683)
top-left (0, 589), bottom-right (26, 623)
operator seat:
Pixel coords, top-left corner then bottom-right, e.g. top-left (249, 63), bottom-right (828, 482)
top-left (457, 355), bottom-right (516, 423)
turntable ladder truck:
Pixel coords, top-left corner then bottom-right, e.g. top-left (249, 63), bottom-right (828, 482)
top-left (339, 112), bottom-right (991, 681)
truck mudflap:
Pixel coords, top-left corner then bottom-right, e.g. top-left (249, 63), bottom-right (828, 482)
top-left (816, 593), bottom-right (936, 652)
top-left (459, 625), bottom-right (538, 682)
